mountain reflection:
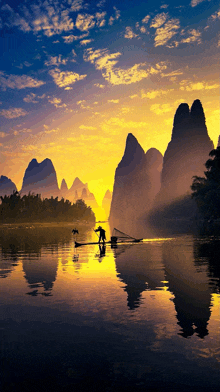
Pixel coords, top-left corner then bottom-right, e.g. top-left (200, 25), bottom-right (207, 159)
top-left (162, 239), bottom-right (212, 339)
top-left (194, 239), bottom-right (220, 293)
top-left (113, 243), bottom-right (165, 310)
top-left (0, 226), bottom-right (73, 295)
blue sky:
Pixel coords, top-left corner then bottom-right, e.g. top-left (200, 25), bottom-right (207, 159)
top-left (0, 0), bottom-right (219, 202)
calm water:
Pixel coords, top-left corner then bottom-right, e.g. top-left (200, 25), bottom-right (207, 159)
top-left (0, 223), bottom-right (220, 392)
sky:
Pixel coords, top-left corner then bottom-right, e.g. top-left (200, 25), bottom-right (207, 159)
top-left (0, 0), bottom-right (219, 204)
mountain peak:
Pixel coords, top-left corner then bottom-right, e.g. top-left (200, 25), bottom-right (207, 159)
top-left (145, 148), bottom-right (163, 170)
top-left (173, 103), bottom-right (190, 129)
top-left (72, 177), bottom-right (84, 187)
top-left (117, 133), bottom-right (145, 173)
top-left (0, 175), bottom-right (17, 195)
top-left (103, 189), bottom-right (112, 199)
top-left (190, 99), bottom-right (205, 124)
top-left (26, 158), bottom-right (39, 171)
top-left (61, 179), bottom-right (68, 191)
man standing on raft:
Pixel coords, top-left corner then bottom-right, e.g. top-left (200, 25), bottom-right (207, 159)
top-left (95, 226), bottom-right (106, 244)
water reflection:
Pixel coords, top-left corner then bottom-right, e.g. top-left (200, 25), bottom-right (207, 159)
top-left (94, 244), bottom-right (106, 261)
top-left (194, 239), bottom-right (220, 293)
top-left (162, 238), bottom-right (212, 338)
top-left (23, 255), bottom-right (58, 296)
top-left (1, 226), bottom-right (220, 391)
top-left (0, 226), bottom-right (74, 295)
top-left (114, 243), bottom-right (166, 310)
top-left (0, 226), bottom-right (219, 338)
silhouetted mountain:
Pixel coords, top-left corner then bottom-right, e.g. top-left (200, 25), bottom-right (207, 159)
top-left (67, 177), bottom-right (99, 209)
top-left (156, 99), bottom-right (214, 206)
top-left (86, 191), bottom-right (99, 207)
top-left (60, 179), bottom-right (68, 198)
top-left (81, 187), bottom-right (88, 199)
top-left (109, 133), bottom-right (162, 230)
top-left (102, 190), bottom-right (112, 219)
top-left (69, 177), bottom-right (88, 196)
top-left (21, 158), bottom-right (60, 198)
top-left (0, 175), bottom-right (17, 196)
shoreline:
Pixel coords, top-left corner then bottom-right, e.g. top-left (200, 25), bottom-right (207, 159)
top-left (0, 221), bottom-right (96, 229)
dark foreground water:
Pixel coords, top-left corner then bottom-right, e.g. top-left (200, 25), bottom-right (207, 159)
top-left (0, 223), bottom-right (220, 392)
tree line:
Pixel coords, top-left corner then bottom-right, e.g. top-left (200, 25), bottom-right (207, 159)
top-left (0, 192), bottom-right (95, 223)
top-left (191, 146), bottom-right (220, 223)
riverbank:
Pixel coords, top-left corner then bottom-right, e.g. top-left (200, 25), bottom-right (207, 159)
top-left (0, 221), bottom-right (96, 230)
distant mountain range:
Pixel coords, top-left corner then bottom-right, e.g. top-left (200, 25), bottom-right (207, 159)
top-left (0, 99), bottom-right (216, 229)
top-left (0, 159), bottom-right (102, 212)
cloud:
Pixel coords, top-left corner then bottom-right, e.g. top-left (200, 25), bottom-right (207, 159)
top-left (48, 97), bottom-right (67, 108)
top-left (62, 32), bottom-right (89, 43)
top-left (94, 83), bottom-right (105, 88)
top-left (101, 117), bottom-right (148, 134)
top-left (16, 61), bottom-right (33, 69)
top-left (96, 12), bottom-right (106, 27)
top-left (108, 6), bottom-right (120, 25)
top-left (129, 94), bottom-right (138, 99)
top-left (141, 88), bottom-right (173, 99)
top-left (0, 72), bottom-right (45, 90)
top-left (142, 15), bottom-right (150, 24)
top-left (80, 39), bottom-right (93, 45)
top-left (69, 0), bottom-right (84, 12)
top-left (150, 12), bottom-right (168, 28)
top-left (0, 132), bottom-right (7, 137)
top-left (79, 125), bottom-right (97, 130)
top-left (108, 99), bottom-right (119, 103)
top-left (150, 103), bottom-right (174, 115)
top-left (1, 2), bottom-right (75, 36)
top-left (49, 68), bottom-right (87, 87)
top-left (22, 145), bottom-right (37, 152)
top-left (150, 99), bottom-right (185, 115)
top-left (180, 29), bottom-right (201, 44)
top-left (136, 23), bottom-right (147, 33)
top-left (23, 93), bottom-right (39, 103)
top-left (43, 124), bottom-right (59, 134)
top-left (75, 13), bottom-right (95, 31)
top-left (180, 80), bottom-right (219, 91)
top-left (190, 0), bottom-right (206, 7)
top-left (153, 18), bottom-right (180, 47)
top-left (76, 100), bottom-right (91, 109)
top-left (161, 69), bottom-right (183, 78)
top-left (45, 55), bottom-right (68, 66)
top-left (121, 107), bottom-right (131, 114)
top-left (75, 12), bottom-right (106, 32)
top-left (210, 8), bottom-right (220, 21)
top-left (160, 4), bottom-right (169, 9)
top-left (84, 47), bottom-right (166, 85)
top-left (0, 108), bottom-right (28, 119)
top-left (124, 27), bottom-right (138, 39)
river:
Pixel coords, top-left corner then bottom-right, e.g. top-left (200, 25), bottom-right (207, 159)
top-left (0, 223), bottom-right (220, 391)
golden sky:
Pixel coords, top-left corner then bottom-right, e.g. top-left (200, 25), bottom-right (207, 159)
top-left (0, 0), bottom-right (219, 204)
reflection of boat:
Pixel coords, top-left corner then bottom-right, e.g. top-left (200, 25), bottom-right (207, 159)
top-left (75, 228), bottom-right (143, 247)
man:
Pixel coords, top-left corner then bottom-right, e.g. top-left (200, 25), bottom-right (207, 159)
top-left (95, 226), bottom-right (106, 244)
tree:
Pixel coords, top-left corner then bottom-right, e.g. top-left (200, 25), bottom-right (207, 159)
top-left (191, 147), bottom-right (220, 220)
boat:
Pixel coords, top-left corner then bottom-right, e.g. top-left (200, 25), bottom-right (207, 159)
top-left (74, 228), bottom-right (143, 247)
